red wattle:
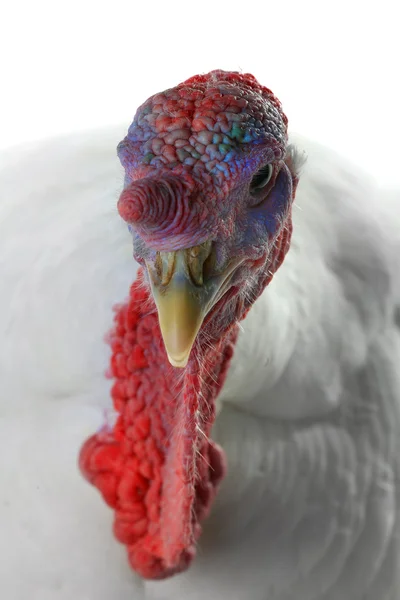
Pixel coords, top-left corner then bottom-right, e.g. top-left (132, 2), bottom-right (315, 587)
top-left (79, 269), bottom-right (237, 579)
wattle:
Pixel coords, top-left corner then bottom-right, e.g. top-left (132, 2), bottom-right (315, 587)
top-left (79, 269), bottom-right (237, 579)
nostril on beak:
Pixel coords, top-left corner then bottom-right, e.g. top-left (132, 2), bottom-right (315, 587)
top-left (186, 240), bottom-right (213, 286)
top-left (152, 241), bottom-right (214, 288)
top-left (156, 252), bottom-right (176, 286)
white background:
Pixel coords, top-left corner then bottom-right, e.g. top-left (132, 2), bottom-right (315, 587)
top-left (1, 0), bottom-right (399, 185)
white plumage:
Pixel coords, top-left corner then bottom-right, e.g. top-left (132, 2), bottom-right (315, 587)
top-left (1, 127), bottom-right (399, 599)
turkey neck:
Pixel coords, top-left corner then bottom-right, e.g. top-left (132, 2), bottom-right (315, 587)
top-left (79, 269), bottom-right (238, 580)
top-left (79, 215), bottom-right (292, 580)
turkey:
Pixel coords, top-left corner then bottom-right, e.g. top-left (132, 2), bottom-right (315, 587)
top-left (1, 69), bottom-right (400, 600)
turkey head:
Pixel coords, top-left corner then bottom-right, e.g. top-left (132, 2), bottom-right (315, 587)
top-left (117, 70), bottom-right (301, 367)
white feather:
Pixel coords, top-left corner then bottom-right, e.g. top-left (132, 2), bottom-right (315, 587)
top-left (1, 128), bottom-right (399, 599)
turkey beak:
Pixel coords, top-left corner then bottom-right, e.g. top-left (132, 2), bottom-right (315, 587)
top-left (146, 241), bottom-right (215, 368)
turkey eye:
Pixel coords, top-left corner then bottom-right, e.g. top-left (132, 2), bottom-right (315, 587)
top-left (250, 164), bottom-right (273, 191)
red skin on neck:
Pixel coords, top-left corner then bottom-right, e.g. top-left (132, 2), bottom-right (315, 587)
top-left (79, 269), bottom-right (237, 579)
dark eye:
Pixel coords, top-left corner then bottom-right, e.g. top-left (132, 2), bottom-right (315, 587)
top-left (250, 164), bottom-right (273, 191)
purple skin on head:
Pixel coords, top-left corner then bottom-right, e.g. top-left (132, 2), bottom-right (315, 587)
top-left (117, 70), bottom-right (300, 363)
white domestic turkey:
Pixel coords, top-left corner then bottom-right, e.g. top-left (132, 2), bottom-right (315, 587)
top-left (1, 71), bottom-right (400, 600)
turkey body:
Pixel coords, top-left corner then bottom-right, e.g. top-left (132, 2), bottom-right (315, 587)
top-left (0, 127), bottom-right (399, 600)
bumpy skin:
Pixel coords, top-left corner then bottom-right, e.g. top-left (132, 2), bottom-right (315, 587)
top-left (117, 70), bottom-right (290, 252)
top-left (79, 71), bottom-right (297, 580)
top-left (80, 271), bottom-right (236, 578)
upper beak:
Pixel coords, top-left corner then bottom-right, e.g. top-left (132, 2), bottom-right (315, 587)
top-left (146, 242), bottom-right (233, 368)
